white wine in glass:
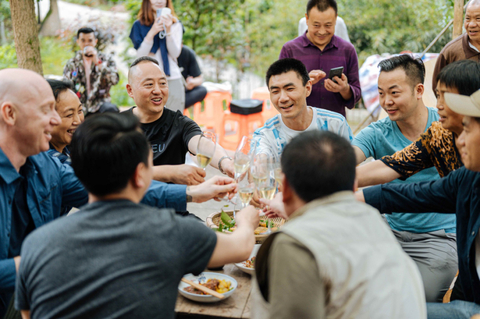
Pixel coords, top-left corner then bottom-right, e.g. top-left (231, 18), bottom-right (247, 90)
top-left (196, 131), bottom-right (217, 170)
top-left (259, 186), bottom-right (275, 200)
top-left (234, 136), bottom-right (253, 181)
top-left (238, 187), bottom-right (254, 207)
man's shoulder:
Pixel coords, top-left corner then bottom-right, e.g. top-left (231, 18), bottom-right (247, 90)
top-left (256, 115), bottom-right (282, 134)
top-left (440, 33), bottom-right (465, 55)
top-left (282, 35), bottom-right (306, 50)
top-left (312, 107), bottom-right (347, 123)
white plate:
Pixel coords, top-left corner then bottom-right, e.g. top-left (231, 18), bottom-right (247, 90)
top-left (178, 272), bottom-right (237, 303)
top-left (234, 244), bottom-right (261, 276)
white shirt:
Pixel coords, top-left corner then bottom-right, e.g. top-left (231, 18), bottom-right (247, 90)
top-left (136, 22), bottom-right (183, 80)
top-left (252, 106), bottom-right (353, 157)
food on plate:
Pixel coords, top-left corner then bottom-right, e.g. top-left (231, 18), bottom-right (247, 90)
top-left (243, 256), bottom-right (255, 269)
top-left (183, 279), bottom-right (232, 295)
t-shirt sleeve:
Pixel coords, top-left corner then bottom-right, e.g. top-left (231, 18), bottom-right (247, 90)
top-left (180, 115), bottom-right (202, 150)
top-left (178, 216), bottom-right (217, 275)
top-left (380, 129), bottom-right (434, 179)
top-left (352, 124), bottom-right (377, 159)
top-left (268, 233), bottom-right (325, 319)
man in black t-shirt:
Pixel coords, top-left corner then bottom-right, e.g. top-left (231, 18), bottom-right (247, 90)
top-left (178, 45), bottom-right (208, 109)
top-left (126, 56), bottom-right (235, 185)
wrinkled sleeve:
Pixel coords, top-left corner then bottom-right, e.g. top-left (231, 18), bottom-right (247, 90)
top-left (59, 163), bottom-right (89, 209)
top-left (166, 22), bottom-right (183, 59)
top-left (63, 59), bottom-right (75, 81)
top-left (0, 259), bottom-right (16, 293)
top-left (102, 54), bottom-right (119, 86)
top-left (345, 47), bottom-right (361, 109)
top-left (336, 118), bottom-right (353, 142)
top-left (363, 167), bottom-right (462, 214)
top-left (141, 181), bottom-right (187, 212)
top-left (251, 129), bottom-right (279, 158)
top-left (380, 129), bottom-right (434, 179)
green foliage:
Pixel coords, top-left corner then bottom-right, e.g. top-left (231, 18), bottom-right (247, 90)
top-left (0, 43), bottom-right (17, 69)
top-left (40, 37), bottom-right (73, 75)
top-left (110, 73), bottom-right (134, 107)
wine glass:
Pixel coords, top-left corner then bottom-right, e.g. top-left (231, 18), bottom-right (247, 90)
top-left (237, 170), bottom-right (255, 208)
top-left (252, 152), bottom-right (275, 234)
top-left (271, 150), bottom-right (283, 192)
top-left (234, 136), bottom-right (252, 182)
top-left (196, 132), bottom-right (216, 170)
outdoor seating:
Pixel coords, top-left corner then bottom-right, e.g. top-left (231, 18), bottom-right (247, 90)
top-left (251, 86), bottom-right (279, 122)
top-left (193, 91), bottom-right (232, 133)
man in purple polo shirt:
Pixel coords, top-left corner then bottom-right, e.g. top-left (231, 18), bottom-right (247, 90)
top-left (280, 0), bottom-right (361, 118)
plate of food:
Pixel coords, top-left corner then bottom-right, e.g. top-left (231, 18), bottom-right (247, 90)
top-left (206, 209), bottom-right (285, 243)
top-left (178, 272), bottom-right (237, 303)
top-left (234, 244), bottom-right (261, 275)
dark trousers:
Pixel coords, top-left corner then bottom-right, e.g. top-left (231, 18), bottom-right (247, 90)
top-left (185, 85), bottom-right (207, 109)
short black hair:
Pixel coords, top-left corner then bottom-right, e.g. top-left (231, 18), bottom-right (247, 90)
top-left (46, 79), bottom-right (74, 102)
top-left (306, 0), bottom-right (337, 15)
top-left (266, 58), bottom-right (310, 88)
top-left (70, 112), bottom-right (150, 197)
top-left (77, 27), bottom-right (95, 39)
top-left (281, 130), bottom-right (355, 202)
top-left (437, 60), bottom-right (480, 96)
top-left (378, 54), bottom-right (425, 87)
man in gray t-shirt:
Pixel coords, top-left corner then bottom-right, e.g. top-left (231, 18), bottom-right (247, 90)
top-left (15, 113), bottom-right (259, 319)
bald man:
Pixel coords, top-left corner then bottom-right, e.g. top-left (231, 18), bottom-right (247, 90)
top-left (432, 0), bottom-right (480, 91)
top-left (126, 56), bottom-right (235, 185)
top-left (0, 69), bottom-right (238, 317)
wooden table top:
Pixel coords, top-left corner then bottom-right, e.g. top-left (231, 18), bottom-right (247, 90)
top-left (175, 264), bottom-right (253, 319)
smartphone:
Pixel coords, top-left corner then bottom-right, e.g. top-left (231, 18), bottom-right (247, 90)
top-left (156, 7), bottom-right (171, 19)
top-left (328, 66), bottom-right (344, 84)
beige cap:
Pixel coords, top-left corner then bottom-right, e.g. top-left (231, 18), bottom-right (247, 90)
top-left (445, 89), bottom-right (480, 117)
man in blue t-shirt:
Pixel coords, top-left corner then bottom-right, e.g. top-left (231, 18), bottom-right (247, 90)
top-left (352, 55), bottom-right (457, 302)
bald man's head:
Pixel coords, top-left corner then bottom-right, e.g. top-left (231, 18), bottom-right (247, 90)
top-left (126, 58), bottom-right (169, 120)
top-left (0, 68), bottom-right (60, 157)
top-left (467, 0), bottom-right (480, 10)
top-left (465, 0), bottom-right (480, 44)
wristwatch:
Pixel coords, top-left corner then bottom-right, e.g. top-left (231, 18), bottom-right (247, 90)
top-left (218, 156), bottom-right (232, 175)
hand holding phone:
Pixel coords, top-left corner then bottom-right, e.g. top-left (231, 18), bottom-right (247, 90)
top-left (328, 66), bottom-right (344, 84)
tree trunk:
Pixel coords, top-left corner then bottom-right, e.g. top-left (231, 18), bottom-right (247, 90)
top-left (10, 0), bottom-right (43, 75)
top-left (39, 0), bottom-right (61, 37)
top-left (453, 0), bottom-right (463, 39)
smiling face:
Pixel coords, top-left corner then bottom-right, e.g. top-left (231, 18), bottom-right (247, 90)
top-left (13, 80), bottom-right (61, 156)
top-left (127, 61), bottom-right (169, 122)
top-left (268, 70), bottom-right (312, 120)
top-left (305, 6), bottom-right (336, 50)
top-left (465, 3), bottom-right (480, 44)
top-left (150, 0), bottom-right (167, 11)
top-left (458, 116), bottom-right (480, 171)
top-left (378, 68), bottom-right (422, 122)
top-left (51, 89), bottom-right (84, 152)
top-left (435, 82), bottom-right (464, 136)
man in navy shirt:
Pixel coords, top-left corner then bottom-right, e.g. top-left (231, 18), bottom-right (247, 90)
top-left (0, 69), bottom-right (237, 317)
top-left (357, 89), bottom-right (480, 318)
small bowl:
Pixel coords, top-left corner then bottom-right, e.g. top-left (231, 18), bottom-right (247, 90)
top-left (234, 244), bottom-right (261, 276)
top-left (178, 272), bottom-right (237, 303)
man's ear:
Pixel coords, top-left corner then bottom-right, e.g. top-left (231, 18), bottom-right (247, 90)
top-left (282, 175), bottom-right (292, 203)
top-left (0, 102), bottom-right (16, 126)
top-left (131, 162), bottom-right (147, 190)
top-left (126, 84), bottom-right (134, 99)
top-left (305, 80), bottom-right (313, 98)
top-left (415, 83), bottom-right (424, 100)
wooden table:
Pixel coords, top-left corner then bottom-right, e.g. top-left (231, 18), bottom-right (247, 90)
top-left (175, 264), bottom-right (253, 319)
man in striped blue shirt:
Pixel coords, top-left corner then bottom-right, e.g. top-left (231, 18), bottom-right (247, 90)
top-left (252, 58), bottom-right (353, 158)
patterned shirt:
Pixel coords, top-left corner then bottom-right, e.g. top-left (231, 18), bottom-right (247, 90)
top-left (252, 106), bottom-right (353, 158)
top-left (381, 121), bottom-right (463, 179)
top-left (63, 51), bottom-right (119, 114)
top-left (279, 34), bottom-right (361, 117)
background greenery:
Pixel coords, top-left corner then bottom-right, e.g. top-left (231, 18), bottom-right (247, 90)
top-left (0, 0), bottom-right (462, 105)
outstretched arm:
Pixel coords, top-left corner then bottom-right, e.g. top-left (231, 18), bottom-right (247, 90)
top-left (356, 160), bottom-right (402, 188)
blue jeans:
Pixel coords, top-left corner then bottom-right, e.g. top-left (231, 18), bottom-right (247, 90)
top-left (427, 300), bottom-right (480, 319)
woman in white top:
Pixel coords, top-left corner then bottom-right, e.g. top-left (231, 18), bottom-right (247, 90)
top-left (129, 0), bottom-right (184, 112)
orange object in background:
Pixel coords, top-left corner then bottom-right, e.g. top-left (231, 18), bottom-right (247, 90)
top-left (218, 110), bottom-right (264, 151)
top-left (251, 86), bottom-right (278, 122)
top-left (193, 91), bottom-right (232, 134)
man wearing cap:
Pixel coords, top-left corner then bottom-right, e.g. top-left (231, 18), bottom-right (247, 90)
top-left (356, 88), bottom-right (480, 318)
top-left (431, 0), bottom-right (480, 92)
